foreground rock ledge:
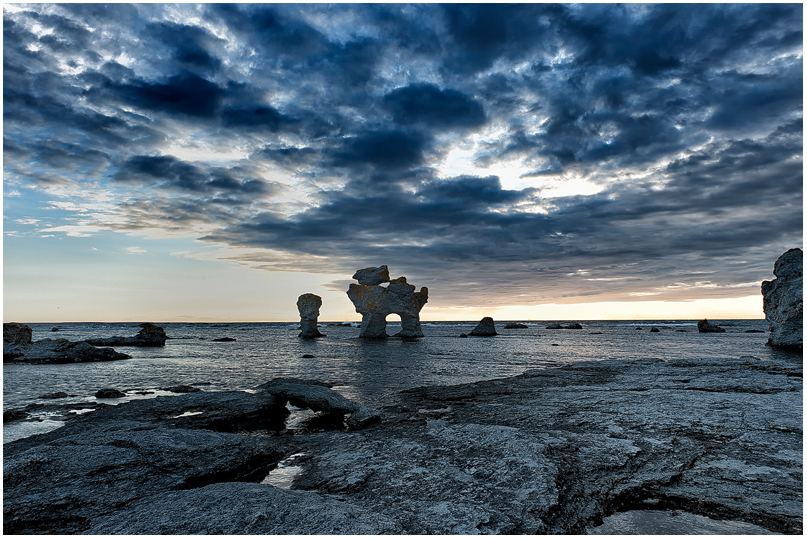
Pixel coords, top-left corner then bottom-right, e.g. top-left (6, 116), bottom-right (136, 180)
top-left (3, 355), bottom-right (801, 534)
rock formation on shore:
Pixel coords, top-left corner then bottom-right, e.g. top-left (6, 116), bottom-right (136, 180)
top-left (3, 323), bottom-right (132, 364)
top-left (297, 294), bottom-right (325, 339)
top-left (3, 355), bottom-right (800, 535)
top-left (762, 248), bottom-right (803, 350)
top-left (469, 317), bottom-right (498, 336)
top-left (85, 322), bottom-right (167, 347)
top-left (346, 265), bottom-right (428, 338)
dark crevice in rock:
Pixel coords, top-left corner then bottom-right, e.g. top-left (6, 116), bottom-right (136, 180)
top-left (177, 452), bottom-right (286, 491)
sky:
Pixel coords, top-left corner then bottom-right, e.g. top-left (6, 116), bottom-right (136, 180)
top-left (3, 2), bottom-right (803, 323)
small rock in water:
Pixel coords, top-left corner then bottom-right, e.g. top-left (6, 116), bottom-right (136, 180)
top-left (459, 333), bottom-right (468, 338)
top-left (697, 319), bottom-right (726, 333)
top-left (745, 330), bottom-right (765, 333)
top-left (39, 392), bottom-right (69, 399)
top-left (51, 327), bottom-right (60, 332)
top-left (162, 385), bottom-right (202, 394)
top-left (635, 327), bottom-right (642, 330)
top-left (302, 354), bottom-right (315, 358)
top-left (650, 327), bottom-right (660, 333)
top-left (212, 337), bottom-right (236, 342)
top-left (469, 317), bottom-right (498, 336)
top-left (96, 388), bottom-right (126, 399)
top-left (504, 322), bottom-right (528, 329)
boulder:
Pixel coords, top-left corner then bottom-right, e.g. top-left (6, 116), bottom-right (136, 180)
top-left (96, 388), bottom-right (126, 399)
top-left (470, 317), bottom-right (498, 336)
top-left (85, 323), bottom-right (167, 347)
top-left (297, 293), bottom-right (325, 339)
top-left (697, 319), bottom-right (725, 333)
top-left (4, 338), bottom-right (132, 364)
top-left (353, 265), bottom-right (391, 286)
top-left (346, 268), bottom-right (428, 339)
top-left (762, 248), bottom-right (803, 350)
top-left (257, 378), bottom-right (381, 430)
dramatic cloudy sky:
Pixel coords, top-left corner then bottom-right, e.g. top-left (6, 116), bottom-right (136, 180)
top-left (3, 3), bottom-right (803, 322)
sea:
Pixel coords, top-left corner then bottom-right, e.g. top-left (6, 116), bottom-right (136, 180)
top-left (3, 319), bottom-right (798, 445)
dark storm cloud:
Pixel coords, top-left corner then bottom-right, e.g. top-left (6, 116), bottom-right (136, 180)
top-left (383, 83), bottom-right (487, 130)
top-left (3, 3), bottom-right (802, 306)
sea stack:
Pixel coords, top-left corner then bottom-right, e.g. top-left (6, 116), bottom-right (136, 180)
top-left (297, 293), bottom-right (325, 339)
top-left (346, 265), bottom-right (428, 338)
top-left (469, 317), bottom-right (498, 336)
top-left (762, 248), bottom-right (802, 350)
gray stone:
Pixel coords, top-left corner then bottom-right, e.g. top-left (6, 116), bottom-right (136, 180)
top-left (85, 322), bottom-right (167, 347)
top-left (86, 482), bottom-right (402, 534)
top-left (4, 338), bottom-right (132, 364)
top-left (347, 269), bottom-right (428, 338)
top-left (762, 248), bottom-right (802, 350)
top-left (3, 322), bottom-right (32, 345)
top-left (352, 265), bottom-right (390, 286)
top-left (3, 427), bottom-right (284, 534)
top-left (95, 388), bottom-right (126, 399)
top-left (257, 378), bottom-right (380, 430)
top-left (504, 322), bottom-right (529, 329)
top-left (469, 317), bottom-right (498, 336)
top-left (297, 293), bottom-right (325, 339)
top-left (697, 318), bottom-right (726, 333)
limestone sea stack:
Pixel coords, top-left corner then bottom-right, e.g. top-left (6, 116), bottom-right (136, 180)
top-left (86, 323), bottom-right (167, 347)
top-left (470, 317), bottom-right (498, 336)
top-left (762, 248), bottom-right (803, 350)
top-left (297, 293), bottom-right (325, 339)
top-left (347, 266), bottom-right (428, 339)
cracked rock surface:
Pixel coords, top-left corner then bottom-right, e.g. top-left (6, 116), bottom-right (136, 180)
top-left (3, 355), bottom-right (801, 534)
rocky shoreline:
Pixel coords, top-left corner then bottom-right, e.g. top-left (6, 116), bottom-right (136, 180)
top-left (4, 352), bottom-right (801, 534)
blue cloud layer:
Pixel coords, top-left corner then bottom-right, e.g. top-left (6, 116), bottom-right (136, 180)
top-left (3, 3), bottom-right (802, 305)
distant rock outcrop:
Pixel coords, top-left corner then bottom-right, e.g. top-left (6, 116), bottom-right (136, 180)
top-left (469, 317), bottom-right (498, 336)
top-left (346, 266), bottom-right (428, 339)
top-left (504, 322), bottom-right (528, 329)
top-left (86, 323), bottom-right (167, 347)
top-left (4, 323), bottom-right (132, 364)
top-left (297, 294), bottom-right (325, 339)
top-left (546, 322), bottom-right (583, 330)
top-left (762, 248), bottom-right (803, 350)
top-left (697, 319), bottom-right (725, 333)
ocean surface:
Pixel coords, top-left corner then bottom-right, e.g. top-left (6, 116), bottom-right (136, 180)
top-left (3, 319), bottom-right (797, 444)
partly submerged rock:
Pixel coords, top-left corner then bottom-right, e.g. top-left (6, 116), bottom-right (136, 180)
top-left (212, 337), bottom-right (237, 342)
top-left (347, 267), bottom-right (428, 339)
top-left (504, 322), bottom-right (529, 329)
top-left (697, 319), bottom-right (726, 333)
top-left (39, 391), bottom-right (69, 399)
top-left (162, 385), bottom-right (202, 394)
top-left (257, 378), bottom-right (380, 430)
top-left (4, 338), bottom-right (132, 364)
top-left (546, 322), bottom-right (583, 329)
top-left (762, 248), bottom-right (802, 350)
top-left (297, 293), bottom-right (325, 339)
top-left (96, 388), bottom-right (126, 399)
top-left (469, 317), bottom-right (498, 336)
top-left (85, 322), bottom-right (167, 347)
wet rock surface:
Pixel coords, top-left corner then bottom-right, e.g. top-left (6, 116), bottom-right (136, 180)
top-left (4, 338), bottom-right (132, 364)
top-left (3, 356), bottom-right (801, 534)
top-left (762, 248), bottom-right (803, 350)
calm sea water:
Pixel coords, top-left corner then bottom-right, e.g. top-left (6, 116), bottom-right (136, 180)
top-left (3, 319), bottom-right (797, 443)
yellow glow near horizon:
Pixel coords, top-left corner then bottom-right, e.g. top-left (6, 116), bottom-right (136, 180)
top-left (422, 295), bottom-right (765, 322)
